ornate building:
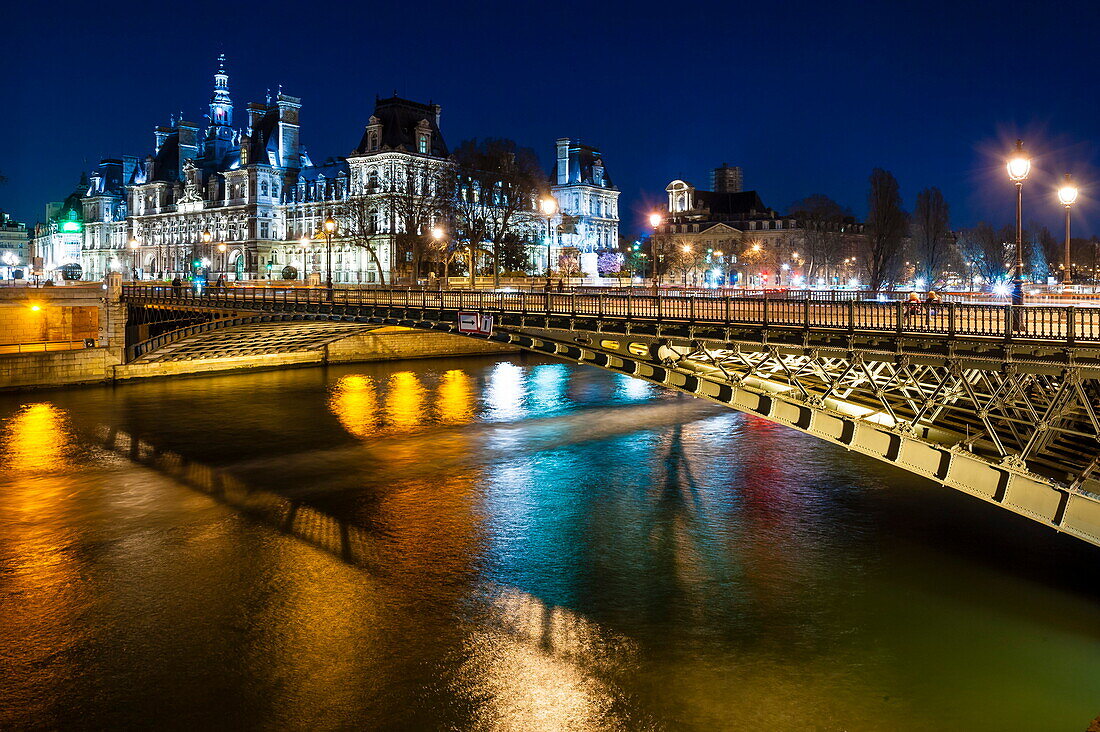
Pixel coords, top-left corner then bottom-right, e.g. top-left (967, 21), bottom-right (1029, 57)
top-left (548, 138), bottom-right (620, 276)
top-left (656, 167), bottom-right (864, 287)
top-left (32, 182), bottom-right (86, 277)
top-left (75, 57), bottom-right (615, 284)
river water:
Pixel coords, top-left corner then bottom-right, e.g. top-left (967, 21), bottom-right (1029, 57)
top-left (0, 354), bottom-right (1098, 730)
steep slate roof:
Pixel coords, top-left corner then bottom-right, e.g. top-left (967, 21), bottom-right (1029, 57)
top-left (553, 142), bottom-right (616, 189)
top-left (692, 190), bottom-right (769, 216)
top-left (354, 96), bottom-right (447, 156)
top-left (297, 158), bottom-right (349, 181)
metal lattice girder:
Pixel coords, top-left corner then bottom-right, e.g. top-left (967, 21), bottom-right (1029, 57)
top-left (118, 285), bottom-right (1100, 548)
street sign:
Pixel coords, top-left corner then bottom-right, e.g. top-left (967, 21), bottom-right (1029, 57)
top-left (457, 311), bottom-right (494, 336)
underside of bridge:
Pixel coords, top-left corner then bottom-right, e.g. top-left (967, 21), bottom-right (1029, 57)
top-left (120, 293), bottom-right (1100, 549)
top-left (130, 319), bottom-right (380, 363)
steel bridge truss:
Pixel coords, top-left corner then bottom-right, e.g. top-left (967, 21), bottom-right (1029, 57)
top-left (119, 286), bottom-right (1100, 548)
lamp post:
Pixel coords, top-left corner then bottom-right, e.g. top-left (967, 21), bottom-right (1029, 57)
top-left (540, 196), bottom-right (558, 287)
top-left (128, 238), bottom-right (140, 280)
top-left (1006, 139), bottom-right (1031, 309)
top-left (198, 229), bottom-right (212, 281)
top-left (431, 226), bottom-right (446, 287)
top-left (648, 212), bottom-right (662, 290)
top-left (323, 216), bottom-right (337, 301)
top-left (1058, 173), bottom-right (1079, 289)
top-left (217, 243), bottom-right (227, 282)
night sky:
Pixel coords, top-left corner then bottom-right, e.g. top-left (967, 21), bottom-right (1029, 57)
top-left (6, 0), bottom-right (1100, 236)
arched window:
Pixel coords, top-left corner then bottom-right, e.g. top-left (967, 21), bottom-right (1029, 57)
top-left (261, 181), bottom-right (269, 196)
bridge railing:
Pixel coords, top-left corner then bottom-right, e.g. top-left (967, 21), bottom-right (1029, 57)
top-left (121, 285), bottom-right (1100, 344)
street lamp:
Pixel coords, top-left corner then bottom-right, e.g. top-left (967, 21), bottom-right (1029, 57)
top-left (431, 226), bottom-right (447, 286)
top-left (1058, 173), bottom-right (1079, 288)
top-left (1006, 139), bottom-right (1031, 308)
top-left (323, 216), bottom-right (337, 300)
top-left (128, 238), bottom-right (140, 280)
top-left (540, 197), bottom-right (558, 285)
top-left (648, 212), bottom-right (662, 289)
top-left (198, 229), bottom-right (212, 281)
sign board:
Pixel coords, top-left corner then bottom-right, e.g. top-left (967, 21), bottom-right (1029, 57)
top-left (457, 311), bottom-right (494, 336)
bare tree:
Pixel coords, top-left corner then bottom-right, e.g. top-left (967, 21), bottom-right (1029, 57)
top-left (452, 139), bottom-right (544, 288)
top-left (788, 195), bottom-right (851, 283)
top-left (910, 187), bottom-right (951, 287)
top-left (956, 222), bottom-right (1010, 287)
top-left (862, 169), bottom-right (907, 290)
top-left (390, 162), bottom-right (455, 284)
top-left (339, 198), bottom-right (389, 284)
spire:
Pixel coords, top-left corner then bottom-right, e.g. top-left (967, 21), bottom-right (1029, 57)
top-left (209, 53), bottom-right (233, 127)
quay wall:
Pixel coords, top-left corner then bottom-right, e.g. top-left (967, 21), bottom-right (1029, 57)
top-left (0, 327), bottom-right (516, 389)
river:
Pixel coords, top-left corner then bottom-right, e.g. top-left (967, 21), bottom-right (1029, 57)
top-left (0, 353), bottom-right (1098, 730)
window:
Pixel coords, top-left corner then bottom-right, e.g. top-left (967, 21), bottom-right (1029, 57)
top-left (261, 181), bottom-right (268, 196)
top-left (418, 134), bottom-right (429, 154)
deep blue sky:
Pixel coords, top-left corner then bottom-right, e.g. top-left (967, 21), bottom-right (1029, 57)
top-left (5, 0), bottom-right (1100, 237)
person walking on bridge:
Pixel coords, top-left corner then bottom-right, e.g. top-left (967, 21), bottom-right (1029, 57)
top-left (171, 276), bottom-right (182, 298)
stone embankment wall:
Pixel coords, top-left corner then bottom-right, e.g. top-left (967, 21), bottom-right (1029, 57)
top-left (324, 326), bottom-right (516, 363)
top-left (0, 276), bottom-right (516, 390)
top-left (0, 348), bottom-right (115, 389)
top-left (113, 327), bottom-right (516, 381)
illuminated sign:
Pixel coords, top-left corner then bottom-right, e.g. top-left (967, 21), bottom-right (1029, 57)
top-left (60, 221), bottom-right (82, 232)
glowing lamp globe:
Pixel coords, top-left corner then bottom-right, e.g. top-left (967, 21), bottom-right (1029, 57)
top-left (431, 226), bottom-right (444, 240)
top-left (1058, 174), bottom-right (1079, 207)
top-left (324, 218), bottom-right (338, 234)
top-left (540, 198), bottom-right (558, 217)
top-left (648, 212), bottom-right (662, 228)
top-left (1007, 139), bottom-right (1030, 182)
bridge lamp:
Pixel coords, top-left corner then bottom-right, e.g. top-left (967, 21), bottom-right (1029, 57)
top-left (217, 243), bottom-right (227, 253)
top-left (1058, 173), bottom-right (1079, 288)
top-left (648, 212), bottom-right (662, 228)
top-left (682, 245), bottom-right (692, 253)
top-left (1006, 139), bottom-right (1030, 308)
top-left (201, 229), bottom-right (212, 243)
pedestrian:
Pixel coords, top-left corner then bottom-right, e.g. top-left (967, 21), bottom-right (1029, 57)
top-left (215, 273), bottom-right (227, 289)
top-left (925, 290), bottom-right (941, 316)
top-left (905, 291), bottom-right (921, 318)
top-left (172, 275), bottom-right (182, 297)
top-left (557, 278), bottom-right (564, 293)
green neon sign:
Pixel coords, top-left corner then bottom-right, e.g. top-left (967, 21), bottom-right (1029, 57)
top-left (60, 221), bottom-right (82, 233)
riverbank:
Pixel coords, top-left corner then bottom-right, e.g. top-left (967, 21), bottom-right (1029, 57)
top-left (0, 327), bottom-right (516, 391)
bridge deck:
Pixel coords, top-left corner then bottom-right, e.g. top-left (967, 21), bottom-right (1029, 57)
top-left (123, 285), bottom-right (1100, 345)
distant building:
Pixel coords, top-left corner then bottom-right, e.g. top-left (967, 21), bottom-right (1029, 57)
top-left (0, 212), bottom-right (30, 265)
top-left (548, 138), bottom-right (620, 276)
top-left (655, 166), bottom-right (864, 287)
top-left (32, 183), bottom-right (86, 277)
top-left (710, 163), bottom-right (742, 194)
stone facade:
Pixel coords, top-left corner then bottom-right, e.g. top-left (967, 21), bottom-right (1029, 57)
top-left (547, 138), bottom-right (620, 276)
top-left (75, 58), bottom-right (618, 285)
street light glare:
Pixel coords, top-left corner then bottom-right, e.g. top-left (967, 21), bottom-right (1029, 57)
top-left (1059, 173), bottom-right (1079, 206)
top-left (648, 212), bottom-right (662, 228)
top-left (324, 217), bottom-right (338, 234)
top-left (431, 226), bottom-right (445, 240)
top-left (1007, 139), bottom-right (1031, 182)
top-left (540, 197), bottom-right (558, 216)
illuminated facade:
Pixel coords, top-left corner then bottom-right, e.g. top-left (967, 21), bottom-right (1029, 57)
top-left (0, 212), bottom-right (29, 265)
top-left (77, 57), bottom-right (609, 283)
top-left (548, 138), bottom-right (620, 276)
top-left (32, 186), bottom-right (85, 276)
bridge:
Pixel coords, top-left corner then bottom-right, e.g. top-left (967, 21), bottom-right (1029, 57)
top-left (121, 283), bottom-right (1100, 548)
